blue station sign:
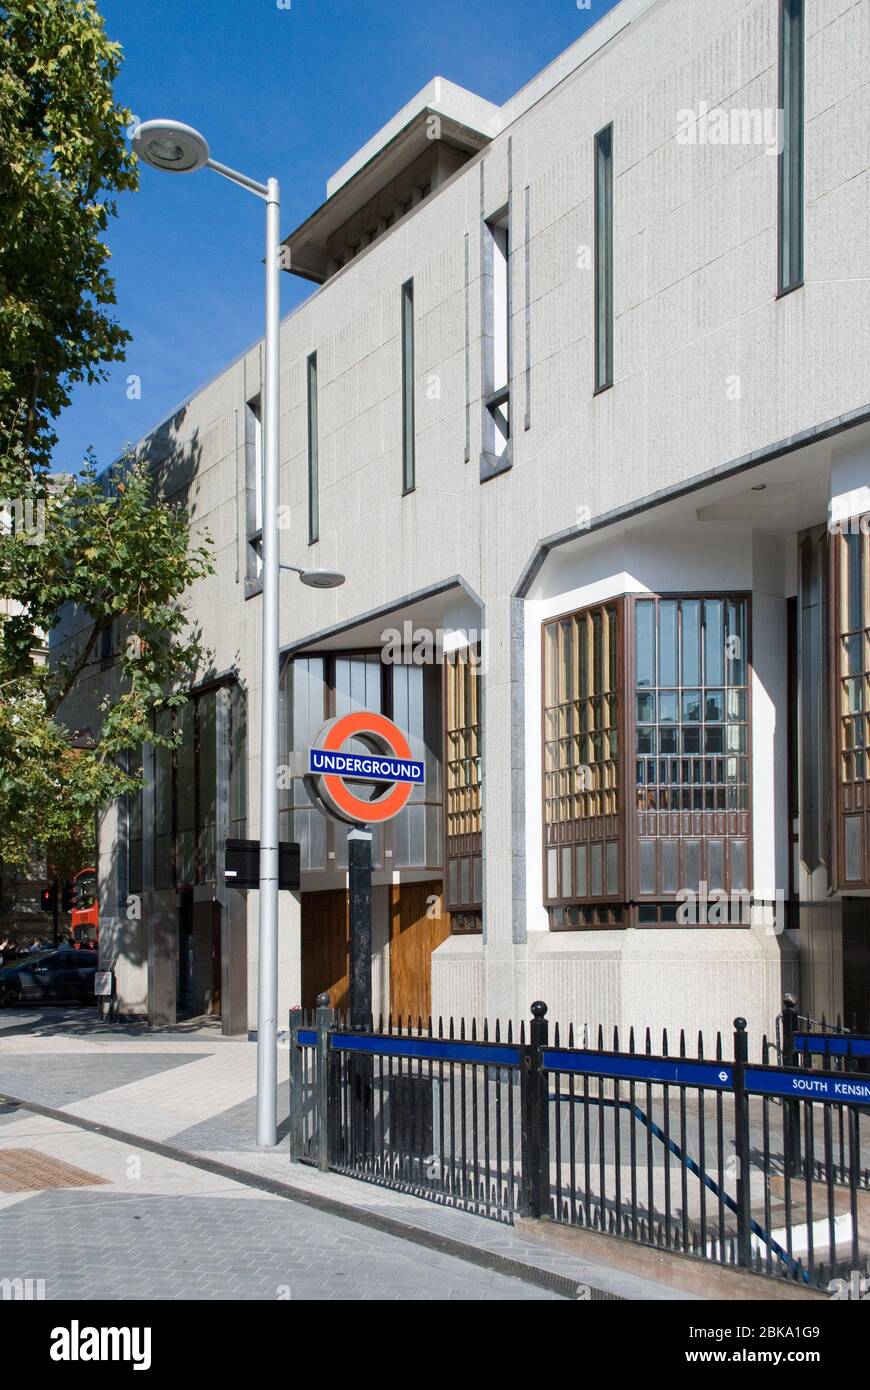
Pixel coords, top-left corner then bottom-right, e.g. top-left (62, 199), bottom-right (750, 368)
top-left (308, 747), bottom-right (424, 785)
top-left (744, 1067), bottom-right (870, 1105)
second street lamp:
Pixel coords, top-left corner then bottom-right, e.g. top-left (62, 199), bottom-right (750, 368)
top-left (134, 119), bottom-right (343, 1147)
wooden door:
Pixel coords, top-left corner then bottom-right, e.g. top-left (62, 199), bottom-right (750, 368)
top-left (389, 880), bottom-right (451, 1024)
top-left (302, 889), bottom-right (349, 1012)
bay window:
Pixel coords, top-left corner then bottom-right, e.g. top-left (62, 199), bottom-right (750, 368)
top-left (542, 593), bottom-right (752, 928)
top-left (836, 523), bottom-right (870, 885)
top-left (543, 600), bottom-right (624, 927)
top-left (444, 647), bottom-right (482, 930)
top-left (634, 596), bottom-right (750, 914)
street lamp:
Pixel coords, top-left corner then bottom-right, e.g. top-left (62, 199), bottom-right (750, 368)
top-left (281, 564), bottom-right (345, 590)
top-left (134, 119), bottom-right (343, 1147)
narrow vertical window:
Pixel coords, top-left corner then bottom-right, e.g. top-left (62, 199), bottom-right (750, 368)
top-left (244, 396), bottom-right (263, 586)
top-left (307, 351), bottom-right (319, 545)
top-left (401, 278), bottom-right (415, 494)
top-left (481, 209), bottom-right (511, 476)
top-left (594, 124), bottom-right (614, 392)
top-left (778, 0), bottom-right (805, 294)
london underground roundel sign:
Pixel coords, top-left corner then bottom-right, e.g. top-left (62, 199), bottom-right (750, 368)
top-left (305, 710), bottom-right (424, 827)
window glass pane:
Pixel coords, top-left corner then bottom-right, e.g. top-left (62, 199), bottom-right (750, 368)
top-left (847, 533), bottom-right (864, 634)
top-left (561, 846), bottom-right (573, 897)
top-left (845, 817), bottom-right (863, 881)
top-left (229, 684), bottom-right (247, 836)
top-left (705, 690), bottom-right (724, 722)
top-left (544, 623), bottom-right (558, 705)
top-left (197, 690), bottom-right (217, 882)
top-left (606, 842), bottom-right (619, 896)
top-left (547, 848), bottom-right (558, 898)
top-left (704, 600), bottom-right (724, 685)
top-left (727, 689), bottom-right (746, 721)
top-left (594, 124), bottom-right (613, 390)
top-left (682, 690), bottom-right (701, 723)
top-left (154, 709), bottom-right (173, 890)
top-left (401, 279), bottom-right (415, 492)
top-left (659, 602), bottom-right (678, 686)
top-left (660, 727), bottom-right (678, 754)
top-left (682, 600), bottom-right (701, 685)
top-left (731, 839), bottom-right (748, 892)
top-left (473, 855), bottom-right (482, 903)
top-left (575, 844), bottom-right (588, 898)
top-left (659, 692), bottom-right (677, 723)
top-left (176, 701), bottom-right (195, 869)
top-left (726, 599), bottom-right (747, 684)
top-left (685, 839), bottom-right (701, 889)
top-left (590, 844), bottom-right (603, 897)
top-left (636, 601), bottom-right (655, 688)
top-left (639, 840), bottom-right (656, 894)
top-left (708, 839), bottom-right (724, 891)
top-left (661, 839), bottom-right (678, 894)
top-left (779, 0), bottom-right (805, 293)
top-left (307, 353), bottom-right (319, 543)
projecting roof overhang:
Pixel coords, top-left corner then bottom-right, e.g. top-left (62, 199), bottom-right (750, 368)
top-left (281, 79), bottom-right (500, 284)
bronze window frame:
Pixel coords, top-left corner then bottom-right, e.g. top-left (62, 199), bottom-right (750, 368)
top-left (832, 519), bottom-right (870, 888)
top-left (629, 592), bottom-right (753, 910)
top-left (443, 645), bottom-right (483, 928)
top-left (541, 591), bottom-right (755, 931)
top-left (541, 598), bottom-right (627, 923)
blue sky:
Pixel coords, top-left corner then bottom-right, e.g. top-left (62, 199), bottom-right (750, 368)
top-left (56, 0), bottom-right (619, 474)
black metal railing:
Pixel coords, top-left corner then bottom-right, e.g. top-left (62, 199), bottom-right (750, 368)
top-left (288, 997), bottom-right (870, 1290)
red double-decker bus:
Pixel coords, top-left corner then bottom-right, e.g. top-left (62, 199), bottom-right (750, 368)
top-left (70, 868), bottom-right (98, 948)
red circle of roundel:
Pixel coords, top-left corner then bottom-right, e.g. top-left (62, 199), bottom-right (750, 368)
top-left (321, 710), bottom-right (414, 825)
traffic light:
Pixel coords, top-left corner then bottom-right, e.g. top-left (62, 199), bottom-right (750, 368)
top-left (40, 884), bottom-right (56, 914)
top-left (61, 880), bottom-right (75, 913)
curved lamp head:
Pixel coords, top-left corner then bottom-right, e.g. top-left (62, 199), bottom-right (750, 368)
top-left (133, 119), bottom-right (210, 174)
top-left (299, 568), bottom-right (345, 590)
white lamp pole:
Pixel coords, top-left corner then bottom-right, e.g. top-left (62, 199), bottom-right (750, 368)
top-left (133, 121), bottom-right (344, 1147)
top-left (134, 121), bottom-right (280, 1147)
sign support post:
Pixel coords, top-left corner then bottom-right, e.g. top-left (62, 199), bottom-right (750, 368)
top-left (347, 827), bottom-right (373, 1162)
top-left (348, 828), bottom-right (373, 1028)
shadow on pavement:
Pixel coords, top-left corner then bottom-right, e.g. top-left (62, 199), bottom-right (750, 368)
top-left (0, 1005), bottom-right (227, 1042)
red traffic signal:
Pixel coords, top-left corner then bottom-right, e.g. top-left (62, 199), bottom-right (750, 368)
top-left (40, 884), bottom-right (56, 914)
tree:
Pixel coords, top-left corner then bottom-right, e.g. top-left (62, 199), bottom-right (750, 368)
top-left (0, 0), bottom-right (137, 472)
top-left (0, 2), bottom-right (213, 873)
top-left (0, 460), bottom-right (213, 871)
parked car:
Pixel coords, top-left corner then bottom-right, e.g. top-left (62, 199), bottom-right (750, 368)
top-left (0, 948), bottom-right (98, 1007)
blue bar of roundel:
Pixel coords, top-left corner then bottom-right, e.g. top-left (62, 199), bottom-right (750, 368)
top-left (330, 1032), bottom-right (521, 1066)
top-left (297, 1030), bottom-right (316, 1047)
top-left (308, 749), bottom-right (424, 784)
top-left (745, 1066), bottom-right (870, 1104)
top-left (543, 1050), bottom-right (733, 1089)
top-left (794, 1034), bottom-right (870, 1057)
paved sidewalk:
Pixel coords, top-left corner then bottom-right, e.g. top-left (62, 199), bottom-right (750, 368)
top-left (0, 1006), bottom-right (700, 1301)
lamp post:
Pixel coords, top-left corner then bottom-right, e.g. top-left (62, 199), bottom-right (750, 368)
top-left (133, 120), bottom-right (344, 1147)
